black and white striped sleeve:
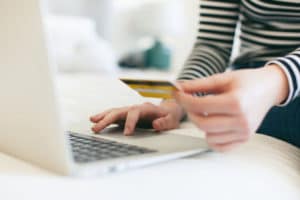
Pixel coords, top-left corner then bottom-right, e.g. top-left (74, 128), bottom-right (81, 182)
top-left (266, 47), bottom-right (300, 106)
top-left (177, 0), bottom-right (241, 80)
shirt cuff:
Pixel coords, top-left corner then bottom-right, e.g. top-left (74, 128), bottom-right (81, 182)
top-left (265, 48), bottom-right (300, 106)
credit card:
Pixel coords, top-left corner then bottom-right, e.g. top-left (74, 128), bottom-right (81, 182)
top-left (120, 78), bottom-right (180, 99)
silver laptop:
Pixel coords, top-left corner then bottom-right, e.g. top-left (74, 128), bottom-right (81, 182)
top-left (0, 0), bottom-right (208, 176)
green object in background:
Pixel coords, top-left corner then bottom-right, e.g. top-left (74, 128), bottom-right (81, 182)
top-left (144, 39), bottom-right (172, 70)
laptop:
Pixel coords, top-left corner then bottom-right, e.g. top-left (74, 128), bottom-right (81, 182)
top-left (0, 0), bottom-right (208, 176)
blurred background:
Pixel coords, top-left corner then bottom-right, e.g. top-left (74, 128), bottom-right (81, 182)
top-left (43, 0), bottom-right (198, 79)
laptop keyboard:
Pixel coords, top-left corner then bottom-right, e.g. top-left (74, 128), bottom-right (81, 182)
top-left (68, 132), bottom-right (156, 163)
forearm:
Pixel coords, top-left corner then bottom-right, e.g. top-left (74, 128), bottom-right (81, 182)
top-left (265, 47), bottom-right (300, 106)
top-left (177, 0), bottom-right (240, 80)
top-left (263, 64), bottom-right (289, 106)
top-left (177, 43), bottom-right (231, 80)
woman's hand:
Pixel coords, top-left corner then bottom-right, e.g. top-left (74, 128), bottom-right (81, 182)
top-left (90, 99), bottom-right (185, 136)
top-left (174, 64), bottom-right (289, 152)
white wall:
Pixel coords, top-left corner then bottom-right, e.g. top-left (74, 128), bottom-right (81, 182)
top-left (46, 0), bottom-right (114, 40)
top-left (172, 0), bottom-right (198, 72)
top-left (45, 0), bottom-right (199, 73)
top-left (111, 0), bottom-right (199, 72)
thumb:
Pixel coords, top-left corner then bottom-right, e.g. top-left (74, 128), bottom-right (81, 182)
top-left (177, 74), bottom-right (229, 94)
top-left (152, 115), bottom-right (177, 131)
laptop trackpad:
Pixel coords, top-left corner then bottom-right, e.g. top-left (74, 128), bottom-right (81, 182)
top-left (100, 126), bottom-right (159, 138)
top-left (97, 126), bottom-right (207, 152)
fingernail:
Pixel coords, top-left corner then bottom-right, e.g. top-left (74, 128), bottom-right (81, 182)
top-left (91, 127), bottom-right (97, 133)
top-left (124, 127), bottom-right (131, 136)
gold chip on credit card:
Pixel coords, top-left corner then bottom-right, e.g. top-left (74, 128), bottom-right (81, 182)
top-left (120, 78), bottom-right (180, 99)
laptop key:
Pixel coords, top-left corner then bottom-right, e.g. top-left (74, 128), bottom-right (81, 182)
top-left (68, 132), bottom-right (157, 163)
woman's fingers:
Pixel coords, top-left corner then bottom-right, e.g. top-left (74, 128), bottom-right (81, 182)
top-left (92, 108), bottom-right (128, 133)
top-left (174, 92), bottom-right (237, 115)
top-left (91, 102), bottom-right (181, 135)
top-left (91, 103), bottom-right (170, 134)
top-left (177, 74), bottom-right (230, 94)
top-left (152, 114), bottom-right (179, 131)
top-left (186, 110), bottom-right (250, 152)
top-left (164, 114), bottom-right (180, 129)
top-left (187, 112), bottom-right (250, 152)
top-left (152, 118), bottom-right (163, 131)
top-left (206, 132), bottom-right (247, 144)
top-left (124, 106), bottom-right (141, 136)
top-left (140, 102), bottom-right (168, 119)
top-left (187, 113), bottom-right (238, 133)
top-left (208, 140), bottom-right (244, 152)
top-left (90, 109), bottom-right (112, 123)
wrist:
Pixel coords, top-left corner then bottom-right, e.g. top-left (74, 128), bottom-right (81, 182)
top-left (263, 64), bottom-right (289, 105)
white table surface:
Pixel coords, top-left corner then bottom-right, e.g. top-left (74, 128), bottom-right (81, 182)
top-left (1, 74), bottom-right (299, 200)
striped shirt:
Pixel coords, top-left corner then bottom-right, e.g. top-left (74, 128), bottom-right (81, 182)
top-left (178, 0), bottom-right (300, 105)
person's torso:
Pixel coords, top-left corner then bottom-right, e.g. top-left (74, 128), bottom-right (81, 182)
top-left (234, 0), bottom-right (300, 67)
